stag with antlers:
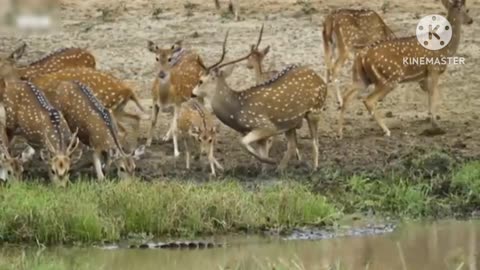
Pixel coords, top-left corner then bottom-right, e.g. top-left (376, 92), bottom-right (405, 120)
top-left (337, 0), bottom-right (473, 138)
top-left (192, 31), bottom-right (327, 171)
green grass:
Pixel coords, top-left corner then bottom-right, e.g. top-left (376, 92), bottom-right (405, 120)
top-left (0, 181), bottom-right (338, 245)
top-left (0, 160), bottom-right (480, 246)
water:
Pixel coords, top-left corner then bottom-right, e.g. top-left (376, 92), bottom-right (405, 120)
top-left (2, 220), bottom-right (479, 270)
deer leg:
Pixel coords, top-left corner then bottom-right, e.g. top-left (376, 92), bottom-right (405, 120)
top-left (93, 151), bottom-right (105, 181)
top-left (426, 73), bottom-right (441, 128)
top-left (337, 84), bottom-right (360, 139)
top-left (229, 0), bottom-right (239, 20)
top-left (163, 105), bottom-right (179, 143)
top-left (331, 45), bottom-right (349, 107)
top-left (241, 129), bottom-right (277, 164)
top-left (184, 138), bottom-right (190, 170)
top-left (172, 106), bottom-right (180, 158)
top-left (363, 83), bottom-right (395, 137)
top-left (294, 130), bottom-right (302, 161)
top-left (146, 103), bottom-right (161, 146)
top-left (208, 142), bottom-right (223, 176)
top-left (323, 36), bottom-right (333, 84)
top-left (258, 138), bottom-right (270, 173)
top-left (306, 114), bottom-right (320, 170)
top-left (277, 129), bottom-right (297, 172)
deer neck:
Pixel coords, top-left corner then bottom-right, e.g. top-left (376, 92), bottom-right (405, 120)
top-left (209, 78), bottom-right (241, 127)
top-left (253, 62), bottom-right (264, 83)
top-left (444, 7), bottom-right (464, 56)
top-left (157, 77), bottom-right (171, 104)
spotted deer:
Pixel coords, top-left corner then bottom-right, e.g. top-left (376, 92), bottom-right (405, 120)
top-left (30, 67), bottom-right (146, 137)
top-left (246, 25), bottom-right (301, 162)
top-left (20, 46), bottom-right (96, 80)
top-left (323, 8), bottom-right (396, 106)
top-left (177, 99), bottom-right (223, 176)
top-left (0, 127), bottom-right (35, 182)
top-left (192, 32), bottom-right (327, 171)
top-left (337, 0), bottom-right (473, 138)
top-left (146, 39), bottom-right (206, 157)
top-left (214, 0), bottom-right (239, 21)
top-left (4, 43), bottom-right (96, 80)
top-left (0, 53), bottom-right (81, 186)
top-left (43, 81), bottom-right (145, 180)
top-left (0, 44), bottom-right (96, 98)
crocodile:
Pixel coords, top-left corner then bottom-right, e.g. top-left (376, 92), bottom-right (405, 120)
top-left (100, 241), bottom-right (223, 250)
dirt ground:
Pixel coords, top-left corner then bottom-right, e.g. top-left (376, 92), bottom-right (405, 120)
top-left (1, 0), bottom-right (479, 180)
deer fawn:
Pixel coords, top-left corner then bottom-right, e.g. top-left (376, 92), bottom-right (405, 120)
top-left (30, 67), bottom-right (146, 137)
top-left (337, 0), bottom-right (473, 138)
top-left (146, 39), bottom-right (206, 157)
top-left (177, 99), bottom-right (223, 176)
top-left (44, 81), bottom-right (145, 180)
top-left (323, 8), bottom-right (396, 107)
top-left (5, 43), bottom-right (96, 80)
top-left (192, 31), bottom-right (327, 171)
top-left (214, 0), bottom-right (239, 21)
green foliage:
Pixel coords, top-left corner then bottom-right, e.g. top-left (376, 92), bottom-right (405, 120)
top-left (0, 181), bottom-right (337, 245)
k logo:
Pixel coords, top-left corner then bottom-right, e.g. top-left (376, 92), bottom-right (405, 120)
top-left (416, 14), bottom-right (453, 51)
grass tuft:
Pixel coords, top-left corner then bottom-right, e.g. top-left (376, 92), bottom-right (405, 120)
top-left (0, 181), bottom-right (338, 245)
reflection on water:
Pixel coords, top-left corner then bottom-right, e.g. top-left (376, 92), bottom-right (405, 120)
top-left (1, 220), bottom-right (479, 270)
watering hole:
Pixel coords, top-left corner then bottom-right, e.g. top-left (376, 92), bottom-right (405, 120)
top-left (1, 220), bottom-right (479, 270)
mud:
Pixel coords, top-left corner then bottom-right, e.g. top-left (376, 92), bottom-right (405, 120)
top-left (1, 0), bottom-right (479, 181)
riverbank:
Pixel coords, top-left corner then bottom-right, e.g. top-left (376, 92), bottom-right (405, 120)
top-left (0, 160), bottom-right (479, 246)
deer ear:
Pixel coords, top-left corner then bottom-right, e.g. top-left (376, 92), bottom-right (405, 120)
top-left (221, 65), bottom-right (235, 77)
top-left (132, 145), bottom-right (146, 160)
top-left (40, 149), bottom-right (50, 161)
top-left (174, 40), bottom-right (183, 49)
top-left (20, 145), bottom-right (35, 163)
top-left (147, 40), bottom-right (158, 53)
top-left (9, 43), bottom-right (27, 61)
top-left (262, 46), bottom-right (270, 56)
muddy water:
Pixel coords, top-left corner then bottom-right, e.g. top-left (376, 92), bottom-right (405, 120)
top-left (3, 220), bottom-right (480, 270)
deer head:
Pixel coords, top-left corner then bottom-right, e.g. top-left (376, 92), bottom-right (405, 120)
top-left (189, 126), bottom-right (217, 155)
top-left (0, 144), bottom-right (35, 183)
top-left (442, 0), bottom-right (473, 25)
top-left (147, 40), bottom-right (184, 83)
top-left (193, 30), bottom-right (254, 98)
top-left (0, 43), bottom-right (27, 81)
top-left (246, 24), bottom-right (269, 70)
top-left (108, 145), bottom-right (145, 179)
top-left (40, 129), bottom-right (82, 187)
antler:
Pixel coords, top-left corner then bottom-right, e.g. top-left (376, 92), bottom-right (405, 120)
top-left (217, 24), bottom-right (264, 69)
top-left (203, 30), bottom-right (229, 71)
top-left (255, 24), bottom-right (264, 49)
top-left (43, 130), bottom-right (57, 154)
top-left (66, 128), bottom-right (80, 155)
top-left (0, 140), bottom-right (12, 159)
